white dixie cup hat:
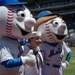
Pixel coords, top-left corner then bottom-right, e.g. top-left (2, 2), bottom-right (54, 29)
top-left (29, 31), bottom-right (41, 38)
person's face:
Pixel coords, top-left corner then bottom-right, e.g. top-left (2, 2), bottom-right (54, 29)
top-left (30, 36), bottom-right (42, 48)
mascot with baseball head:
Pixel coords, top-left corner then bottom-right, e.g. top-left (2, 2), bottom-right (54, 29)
top-left (0, 0), bottom-right (36, 75)
top-left (34, 11), bottom-right (72, 75)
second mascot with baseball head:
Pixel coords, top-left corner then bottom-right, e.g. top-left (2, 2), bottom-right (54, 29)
top-left (34, 11), bottom-right (72, 75)
top-left (0, 0), bottom-right (36, 75)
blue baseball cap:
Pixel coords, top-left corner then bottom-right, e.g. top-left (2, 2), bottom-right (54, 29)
top-left (36, 11), bottom-right (59, 20)
top-left (0, 0), bottom-right (27, 6)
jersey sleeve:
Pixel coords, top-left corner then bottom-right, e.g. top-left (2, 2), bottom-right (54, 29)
top-left (62, 41), bottom-right (71, 54)
top-left (1, 58), bottom-right (22, 68)
top-left (62, 41), bottom-right (72, 62)
top-left (0, 45), bottom-right (13, 63)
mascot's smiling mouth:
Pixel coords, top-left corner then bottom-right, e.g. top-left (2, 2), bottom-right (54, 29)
top-left (17, 24), bottom-right (29, 35)
top-left (55, 34), bottom-right (66, 40)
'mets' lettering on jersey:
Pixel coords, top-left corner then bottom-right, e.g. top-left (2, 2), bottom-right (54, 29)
top-left (48, 47), bottom-right (62, 57)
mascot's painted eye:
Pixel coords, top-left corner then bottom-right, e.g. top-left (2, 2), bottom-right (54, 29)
top-left (21, 13), bottom-right (25, 17)
top-left (52, 20), bottom-right (58, 27)
top-left (17, 10), bottom-right (25, 17)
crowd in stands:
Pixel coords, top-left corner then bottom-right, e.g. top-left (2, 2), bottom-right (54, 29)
top-left (26, 0), bottom-right (75, 9)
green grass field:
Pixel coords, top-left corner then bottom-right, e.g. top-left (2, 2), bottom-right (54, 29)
top-left (63, 50), bottom-right (75, 75)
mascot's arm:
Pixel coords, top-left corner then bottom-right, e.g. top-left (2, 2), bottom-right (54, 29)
top-left (2, 50), bottom-right (36, 68)
top-left (62, 50), bottom-right (72, 69)
top-left (65, 50), bottom-right (72, 62)
top-left (62, 41), bottom-right (72, 69)
top-left (1, 58), bottom-right (22, 68)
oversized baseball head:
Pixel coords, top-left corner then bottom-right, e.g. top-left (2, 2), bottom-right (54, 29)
top-left (34, 11), bottom-right (68, 43)
top-left (0, 0), bottom-right (36, 39)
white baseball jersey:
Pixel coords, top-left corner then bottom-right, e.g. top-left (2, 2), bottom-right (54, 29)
top-left (0, 37), bottom-right (21, 75)
top-left (19, 43), bottom-right (43, 75)
top-left (40, 41), bottom-right (71, 75)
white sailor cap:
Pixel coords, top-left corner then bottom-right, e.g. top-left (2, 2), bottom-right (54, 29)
top-left (29, 31), bottom-right (41, 38)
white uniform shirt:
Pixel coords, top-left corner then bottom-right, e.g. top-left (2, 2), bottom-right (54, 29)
top-left (19, 43), bottom-right (43, 75)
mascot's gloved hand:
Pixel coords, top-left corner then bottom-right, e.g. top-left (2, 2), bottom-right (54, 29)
top-left (21, 50), bottom-right (36, 66)
top-left (61, 61), bottom-right (69, 69)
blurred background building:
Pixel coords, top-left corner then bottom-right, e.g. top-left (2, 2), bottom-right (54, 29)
top-left (20, 0), bottom-right (75, 46)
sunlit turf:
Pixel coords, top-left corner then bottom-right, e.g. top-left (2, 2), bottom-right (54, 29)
top-left (63, 50), bottom-right (75, 75)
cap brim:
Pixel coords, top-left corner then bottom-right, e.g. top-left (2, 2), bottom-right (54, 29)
top-left (0, 2), bottom-right (28, 6)
top-left (44, 13), bottom-right (60, 17)
top-left (36, 13), bottom-right (60, 20)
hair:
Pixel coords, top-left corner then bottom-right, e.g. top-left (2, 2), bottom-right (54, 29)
top-left (28, 37), bottom-right (33, 43)
top-left (28, 38), bottom-right (30, 43)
